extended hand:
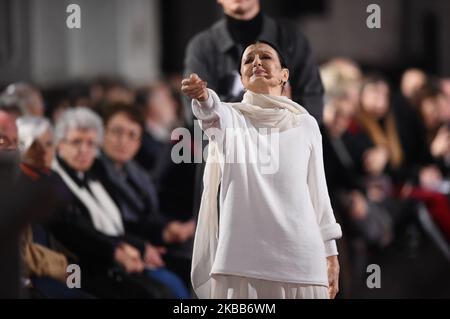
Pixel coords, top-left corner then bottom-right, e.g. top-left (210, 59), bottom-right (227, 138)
top-left (181, 73), bottom-right (209, 102)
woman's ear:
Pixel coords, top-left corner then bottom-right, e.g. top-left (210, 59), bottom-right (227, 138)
top-left (281, 68), bottom-right (289, 84)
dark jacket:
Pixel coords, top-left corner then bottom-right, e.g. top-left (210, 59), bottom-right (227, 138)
top-left (183, 14), bottom-right (324, 122)
top-left (48, 157), bottom-right (147, 274)
top-left (135, 130), bottom-right (166, 174)
top-left (320, 125), bottom-right (364, 193)
top-left (93, 153), bottom-right (167, 245)
top-left (94, 153), bottom-right (194, 260)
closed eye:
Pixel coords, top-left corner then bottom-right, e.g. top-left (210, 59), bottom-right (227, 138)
top-left (244, 57), bottom-right (253, 64)
top-left (243, 54), bottom-right (272, 64)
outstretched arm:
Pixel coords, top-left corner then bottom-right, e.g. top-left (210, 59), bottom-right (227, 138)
top-left (181, 73), bottom-right (209, 102)
top-left (181, 74), bottom-right (233, 143)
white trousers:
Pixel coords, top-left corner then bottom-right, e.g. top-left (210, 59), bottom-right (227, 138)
top-left (210, 274), bottom-right (329, 299)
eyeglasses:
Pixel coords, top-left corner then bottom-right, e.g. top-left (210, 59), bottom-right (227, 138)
top-left (63, 138), bottom-right (99, 150)
top-left (0, 134), bottom-right (17, 150)
top-left (107, 126), bottom-right (141, 142)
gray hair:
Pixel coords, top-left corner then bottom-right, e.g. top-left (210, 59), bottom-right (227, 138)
top-left (0, 93), bottom-right (23, 117)
top-left (16, 116), bottom-right (52, 155)
top-left (54, 107), bottom-right (104, 144)
top-left (3, 82), bottom-right (38, 115)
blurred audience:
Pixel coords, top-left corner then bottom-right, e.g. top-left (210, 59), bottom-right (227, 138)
top-left (3, 83), bottom-right (45, 117)
top-left (16, 116), bottom-right (92, 298)
top-left (135, 82), bottom-right (183, 174)
top-left (47, 107), bottom-right (188, 298)
top-left (320, 60), bottom-right (450, 298)
top-left (401, 68), bottom-right (427, 103)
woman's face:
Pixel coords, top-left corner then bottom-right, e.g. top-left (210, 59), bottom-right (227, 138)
top-left (38, 130), bottom-right (55, 168)
top-left (360, 82), bottom-right (390, 118)
top-left (147, 84), bottom-right (178, 127)
top-left (103, 112), bottom-right (142, 166)
top-left (436, 94), bottom-right (450, 123)
top-left (420, 97), bottom-right (441, 131)
top-left (325, 98), bottom-right (356, 137)
top-left (218, 0), bottom-right (259, 18)
top-left (23, 130), bottom-right (54, 169)
top-left (57, 128), bottom-right (99, 172)
top-left (240, 43), bottom-right (289, 95)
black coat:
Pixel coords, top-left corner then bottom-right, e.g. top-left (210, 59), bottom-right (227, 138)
top-left (47, 158), bottom-right (147, 275)
top-left (93, 153), bottom-right (167, 245)
top-left (320, 125), bottom-right (364, 193)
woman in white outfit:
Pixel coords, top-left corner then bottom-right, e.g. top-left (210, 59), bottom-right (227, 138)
top-left (181, 40), bottom-right (342, 299)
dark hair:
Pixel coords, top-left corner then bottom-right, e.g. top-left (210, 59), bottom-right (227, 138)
top-left (359, 73), bottom-right (390, 97)
top-left (238, 40), bottom-right (288, 75)
top-left (411, 78), bottom-right (443, 110)
top-left (102, 103), bottom-right (145, 134)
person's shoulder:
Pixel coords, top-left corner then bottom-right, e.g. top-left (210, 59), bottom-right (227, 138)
top-left (186, 19), bottom-right (225, 48)
top-left (91, 156), bottom-right (107, 177)
top-left (268, 15), bottom-right (311, 59)
top-left (223, 101), bottom-right (243, 115)
top-left (301, 114), bottom-right (322, 137)
top-left (272, 16), bottom-right (308, 40)
top-left (127, 160), bottom-right (151, 181)
top-left (207, 89), bottom-right (240, 115)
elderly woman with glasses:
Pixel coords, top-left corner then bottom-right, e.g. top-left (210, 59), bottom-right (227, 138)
top-left (182, 40), bottom-right (342, 299)
top-left (48, 107), bottom-right (188, 298)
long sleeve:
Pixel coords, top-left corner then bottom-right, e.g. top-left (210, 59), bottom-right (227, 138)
top-left (48, 202), bottom-right (120, 265)
top-left (191, 91), bottom-right (218, 123)
top-left (307, 118), bottom-right (342, 256)
top-left (192, 89), bottom-right (234, 144)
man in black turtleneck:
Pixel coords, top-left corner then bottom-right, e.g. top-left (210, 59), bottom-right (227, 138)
top-left (183, 0), bottom-right (324, 122)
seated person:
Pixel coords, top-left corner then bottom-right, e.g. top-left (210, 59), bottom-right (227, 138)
top-left (49, 107), bottom-right (189, 298)
top-left (17, 116), bottom-right (92, 298)
top-left (94, 103), bottom-right (195, 287)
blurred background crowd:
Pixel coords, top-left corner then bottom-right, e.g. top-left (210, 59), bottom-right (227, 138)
top-left (1, 0), bottom-right (450, 298)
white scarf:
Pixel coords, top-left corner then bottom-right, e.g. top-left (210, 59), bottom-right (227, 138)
top-left (52, 159), bottom-right (125, 236)
top-left (191, 90), bottom-right (309, 298)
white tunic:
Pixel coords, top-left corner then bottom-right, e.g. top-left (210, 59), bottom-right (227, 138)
top-left (192, 90), bottom-right (342, 288)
